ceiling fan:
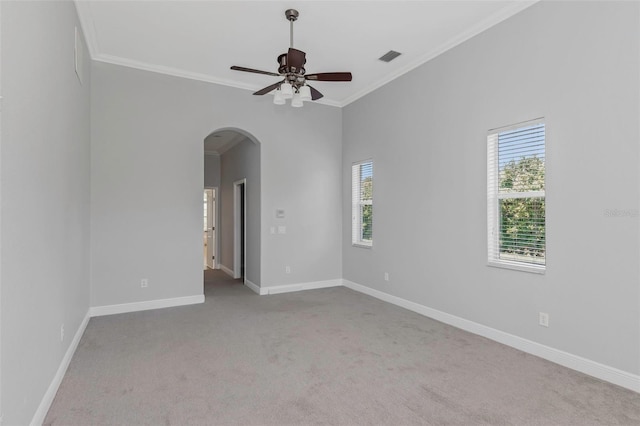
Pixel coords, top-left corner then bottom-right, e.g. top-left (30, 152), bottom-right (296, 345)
top-left (230, 9), bottom-right (352, 107)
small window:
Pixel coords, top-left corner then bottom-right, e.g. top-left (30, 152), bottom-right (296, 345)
top-left (204, 192), bottom-right (208, 231)
top-left (487, 119), bottom-right (545, 273)
top-left (352, 160), bottom-right (373, 247)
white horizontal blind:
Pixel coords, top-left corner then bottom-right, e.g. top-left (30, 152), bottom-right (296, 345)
top-left (488, 120), bottom-right (545, 271)
top-left (352, 160), bottom-right (373, 247)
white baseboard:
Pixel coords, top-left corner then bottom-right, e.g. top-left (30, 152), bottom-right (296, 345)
top-left (28, 276), bottom-right (638, 426)
top-left (265, 279), bottom-right (343, 295)
top-left (89, 294), bottom-right (205, 317)
top-left (219, 264), bottom-right (234, 278)
top-left (30, 310), bottom-right (91, 426)
top-left (244, 279), bottom-right (266, 295)
top-left (342, 279), bottom-right (640, 393)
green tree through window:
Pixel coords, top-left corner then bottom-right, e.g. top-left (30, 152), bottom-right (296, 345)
top-left (361, 176), bottom-right (372, 240)
top-left (499, 156), bottom-right (545, 262)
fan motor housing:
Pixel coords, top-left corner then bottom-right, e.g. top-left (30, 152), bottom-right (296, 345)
top-left (277, 53), bottom-right (305, 76)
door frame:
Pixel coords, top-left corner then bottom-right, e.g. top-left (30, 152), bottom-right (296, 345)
top-left (233, 179), bottom-right (247, 281)
top-left (204, 186), bottom-right (219, 269)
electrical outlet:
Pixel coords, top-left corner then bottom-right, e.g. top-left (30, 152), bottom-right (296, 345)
top-left (60, 324), bottom-right (65, 342)
top-left (141, 278), bottom-right (148, 288)
top-left (285, 266), bottom-right (291, 274)
top-left (384, 272), bottom-right (389, 281)
top-left (539, 312), bottom-right (549, 327)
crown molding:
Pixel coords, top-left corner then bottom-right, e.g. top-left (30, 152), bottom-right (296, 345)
top-left (73, 0), bottom-right (99, 58)
top-left (338, 0), bottom-right (539, 107)
top-left (94, 53), bottom-right (257, 91)
top-left (93, 54), bottom-right (343, 108)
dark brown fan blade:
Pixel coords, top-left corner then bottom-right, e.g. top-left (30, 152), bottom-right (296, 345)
top-left (231, 66), bottom-right (281, 77)
top-left (305, 72), bottom-right (352, 82)
top-left (307, 84), bottom-right (323, 101)
top-left (253, 80), bottom-right (284, 96)
top-left (287, 48), bottom-right (306, 71)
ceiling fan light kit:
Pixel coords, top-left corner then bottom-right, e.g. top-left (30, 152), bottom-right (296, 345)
top-left (298, 85), bottom-right (312, 102)
top-left (273, 90), bottom-right (286, 105)
top-left (280, 82), bottom-right (294, 99)
top-left (291, 93), bottom-right (304, 108)
top-left (230, 9), bottom-right (352, 108)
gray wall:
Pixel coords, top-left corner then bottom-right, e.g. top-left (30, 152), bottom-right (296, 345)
top-left (343, 1), bottom-right (639, 375)
top-left (204, 153), bottom-right (220, 188)
top-left (91, 61), bottom-right (342, 306)
top-left (219, 138), bottom-right (260, 283)
top-left (1, 1), bottom-right (92, 424)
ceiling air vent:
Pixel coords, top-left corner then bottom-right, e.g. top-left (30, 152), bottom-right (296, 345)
top-left (378, 50), bottom-right (401, 63)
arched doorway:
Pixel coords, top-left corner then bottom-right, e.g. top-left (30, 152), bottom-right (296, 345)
top-left (203, 128), bottom-right (261, 289)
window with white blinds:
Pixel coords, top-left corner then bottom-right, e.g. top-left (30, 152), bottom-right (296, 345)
top-left (487, 119), bottom-right (545, 273)
top-left (352, 160), bottom-right (373, 247)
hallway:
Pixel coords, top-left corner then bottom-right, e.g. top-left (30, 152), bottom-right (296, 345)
top-left (203, 268), bottom-right (244, 296)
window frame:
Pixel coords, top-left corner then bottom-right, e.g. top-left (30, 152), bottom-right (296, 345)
top-left (352, 159), bottom-right (373, 248)
top-left (487, 118), bottom-right (546, 274)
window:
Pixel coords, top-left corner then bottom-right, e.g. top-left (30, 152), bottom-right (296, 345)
top-left (487, 119), bottom-right (545, 273)
top-left (204, 192), bottom-right (208, 231)
top-left (352, 160), bottom-right (373, 247)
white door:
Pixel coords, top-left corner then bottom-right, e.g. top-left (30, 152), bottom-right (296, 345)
top-left (206, 189), bottom-right (215, 269)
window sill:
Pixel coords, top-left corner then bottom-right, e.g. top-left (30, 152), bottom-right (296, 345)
top-left (352, 242), bottom-right (373, 249)
top-left (487, 260), bottom-right (545, 274)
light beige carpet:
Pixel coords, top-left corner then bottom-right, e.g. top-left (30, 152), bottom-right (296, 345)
top-left (44, 270), bottom-right (640, 425)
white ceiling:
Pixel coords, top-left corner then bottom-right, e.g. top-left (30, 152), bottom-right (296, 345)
top-left (75, 0), bottom-right (537, 107)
